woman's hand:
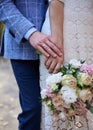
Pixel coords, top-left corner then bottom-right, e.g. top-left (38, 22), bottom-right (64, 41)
top-left (44, 53), bottom-right (64, 74)
top-left (44, 0), bottom-right (64, 74)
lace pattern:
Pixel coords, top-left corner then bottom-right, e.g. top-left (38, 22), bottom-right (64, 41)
top-left (40, 0), bottom-right (93, 130)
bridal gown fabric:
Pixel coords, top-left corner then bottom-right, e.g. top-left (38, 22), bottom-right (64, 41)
top-left (40, 0), bottom-right (93, 129)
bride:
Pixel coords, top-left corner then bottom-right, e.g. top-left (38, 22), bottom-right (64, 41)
top-left (40, 0), bottom-right (93, 130)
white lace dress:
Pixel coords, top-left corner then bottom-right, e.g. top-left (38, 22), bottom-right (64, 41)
top-left (40, 0), bottom-right (93, 130)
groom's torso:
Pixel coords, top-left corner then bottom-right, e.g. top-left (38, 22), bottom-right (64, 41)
top-left (1, 0), bottom-right (48, 60)
top-left (14, 0), bottom-right (48, 29)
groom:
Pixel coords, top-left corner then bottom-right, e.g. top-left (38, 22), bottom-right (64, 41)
top-left (0, 0), bottom-right (63, 130)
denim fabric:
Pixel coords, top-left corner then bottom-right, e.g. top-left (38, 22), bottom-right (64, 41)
top-left (0, 0), bottom-right (48, 59)
top-left (11, 59), bottom-right (41, 130)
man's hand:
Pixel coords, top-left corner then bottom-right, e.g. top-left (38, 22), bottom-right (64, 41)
top-left (44, 54), bottom-right (64, 74)
top-left (29, 31), bottom-right (63, 58)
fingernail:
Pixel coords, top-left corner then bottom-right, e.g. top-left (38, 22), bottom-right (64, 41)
top-left (53, 71), bottom-right (56, 74)
top-left (59, 53), bottom-right (62, 56)
top-left (54, 54), bottom-right (57, 57)
top-left (47, 54), bottom-right (50, 57)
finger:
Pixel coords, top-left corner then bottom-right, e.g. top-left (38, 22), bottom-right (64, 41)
top-left (41, 43), bottom-right (57, 58)
top-left (48, 60), bottom-right (57, 73)
top-left (44, 57), bottom-right (49, 65)
top-left (45, 58), bottom-right (52, 70)
top-left (53, 63), bottom-right (62, 74)
top-left (37, 46), bottom-right (50, 57)
top-left (49, 37), bottom-right (62, 50)
top-left (46, 39), bottom-right (62, 56)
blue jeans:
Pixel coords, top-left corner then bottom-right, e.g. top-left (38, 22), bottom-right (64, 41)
top-left (11, 60), bottom-right (41, 130)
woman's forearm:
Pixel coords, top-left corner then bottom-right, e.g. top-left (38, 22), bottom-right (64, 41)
top-left (49, 0), bottom-right (64, 46)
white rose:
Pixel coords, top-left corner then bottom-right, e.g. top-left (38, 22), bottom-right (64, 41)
top-left (77, 73), bottom-right (92, 86)
top-left (46, 72), bottom-right (62, 85)
top-left (51, 84), bottom-right (58, 92)
top-left (61, 86), bottom-right (77, 104)
top-left (78, 89), bottom-right (92, 102)
top-left (69, 59), bottom-right (81, 69)
top-left (61, 74), bottom-right (77, 88)
top-left (41, 89), bottom-right (46, 99)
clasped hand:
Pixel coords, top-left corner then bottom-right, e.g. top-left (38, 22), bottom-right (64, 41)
top-left (45, 53), bottom-right (64, 74)
top-left (44, 40), bottom-right (64, 73)
top-left (29, 31), bottom-right (62, 58)
top-left (29, 31), bottom-right (64, 73)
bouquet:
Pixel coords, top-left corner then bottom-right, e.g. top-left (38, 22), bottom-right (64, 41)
top-left (41, 59), bottom-right (93, 129)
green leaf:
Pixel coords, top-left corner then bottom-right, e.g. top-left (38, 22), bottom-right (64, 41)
top-left (86, 101), bottom-right (93, 113)
top-left (71, 104), bottom-right (75, 110)
top-left (66, 69), bottom-right (73, 74)
top-left (68, 64), bottom-right (72, 69)
top-left (36, 50), bottom-right (42, 55)
top-left (60, 66), bottom-right (67, 75)
top-left (89, 107), bottom-right (93, 113)
top-left (80, 60), bottom-right (85, 64)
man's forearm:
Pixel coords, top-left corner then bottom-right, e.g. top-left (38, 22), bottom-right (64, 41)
top-left (49, 0), bottom-right (64, 46)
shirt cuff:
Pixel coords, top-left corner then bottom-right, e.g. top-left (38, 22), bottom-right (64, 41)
top-left (24, 27), bottom-right (37, 40)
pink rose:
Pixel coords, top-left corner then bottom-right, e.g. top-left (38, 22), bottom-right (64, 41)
top-left (80, 64), bottom-right (93, 76)
top-left (46, 86), bottom-right (56, 98)
top-left (52, 94), bottom-right (63, 107)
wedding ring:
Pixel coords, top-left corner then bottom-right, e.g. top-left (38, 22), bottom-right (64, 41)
top-left (42, 44), bottom-right (46, 47)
